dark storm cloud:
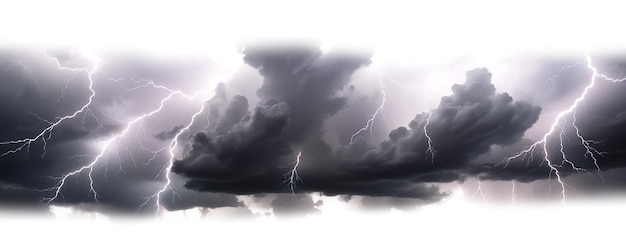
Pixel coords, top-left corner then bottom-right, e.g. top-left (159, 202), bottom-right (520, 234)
top-left (349, 68), bottom-right (541, 176)
top-left (172, 47), bottom-right (541, 202)
top-left (172, 46), bottom-right (370, 188)
top-left (212, 95), bottom-right (251, 135)
top-left (157, 187), bottom-right (244, 211)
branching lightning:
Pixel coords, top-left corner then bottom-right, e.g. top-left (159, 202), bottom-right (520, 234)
top-left (0, 50), bottom-right (99, 158)
top-left (351, 68), bottom-right (439, 165)
top-left (281, 151), bottom-right (303, 195)
top-left (472, 178), bottom-right (487, 202)
top-left (500, 54), bottom-right (626, 202)
top-left (135, 58), bottom-right (243, 215)
top-left (43, 89), bottom-right (208, 203)
top-left (350, 75), bottom-right (386, 144)
top-left (0, 49), bottom-right (239, 215)
top-left (424, 110), bottom-right (436, 162)
top-left (137, 93), bottom-right (213, 215)
top-left (546, 63), bottom-right (580, 88)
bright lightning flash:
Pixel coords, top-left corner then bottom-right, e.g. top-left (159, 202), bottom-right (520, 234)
top-left (500, 54), bottom-right (626, 202)
top-left (137, 94), bottom-right (213, 215)
top-left (424, 110), bottom-right (436, 162)
top-left (44, 89), bottom-right (207, 203)
top-left (349, 75), bottom-right (386, 144)
top-left (0, 49), bottom-right (238, 215)
top-left (0, 50), bottom-right (100, 158)
top-left (282, 151), bottom-right (303, 195)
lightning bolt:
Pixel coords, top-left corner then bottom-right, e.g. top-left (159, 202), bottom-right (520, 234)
top-left (511, 180), bottom-right (515, 203)
top-left (419, 70), bottom-right (444, 164)
top-left (281, 151), bottom-right (303, 195)
top-left (500, 54), bottom-right (626, 202)
top-left (137, 94), bottom-right (213, 215)
top-left (0, 49), bottom-right (99, 158)
top-left (424, 110), bottom-right (437, 162)
top-left (349, 58), bottom-right (438, 165)
top-left (546, 63), bottom-right (580, 88)
top-left (0, 49), bottom-right (241, 215)
top-left (472, 178), bottom-right (487, 202)
top-left (44, 86), bottom-right (210, 203)
top-left (133, 51), bottom-right (243, 215)
top-left (349, 75), bottom-right (386, 144)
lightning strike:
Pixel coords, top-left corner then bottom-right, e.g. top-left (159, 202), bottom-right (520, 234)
top-left (0, 48), bottom-right (244, 212)
top-left (546, 63), bottom-right (580, 88)
top-left (472, 178), bottom-right (487, 202)
top-left (135, 51), bottom-right (243, 215)
top-left (0, 49), bottom-right (213, 205)
top-left (44, 89), bottom-right (208, 203)
top-left (424, 110), bottom-right (437, 163)
top-left (511, 180), bottom-right (515, 203)
top-left (137, 95), bottom-right (213, 215)
top-left (0, 50), bottom-right (100, 158)
top-left (349, 75), bottom-right (386, 144)
top-left (499, 54), bottom-right (625, 202)
top-left (282, 151), bottom-right (303, 195)
top-left (419, 72), bottom-right (441, 164)
top-left (351, 68), bottom-right (439, 164)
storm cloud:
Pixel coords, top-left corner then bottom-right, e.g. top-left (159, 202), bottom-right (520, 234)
top-left (172, 48), bottom-right (542, 203)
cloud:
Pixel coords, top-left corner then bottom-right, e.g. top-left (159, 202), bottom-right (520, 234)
top-left (172, 48), bottom-right (541, 203)
top-left (172, 46), bottom-right (373, 195)
top-left (270, 193), bottom-right (321, 218)
top-left (154, 125), bottom-right (184, 141)
top-left (348, 68), bottom-right (541, 180)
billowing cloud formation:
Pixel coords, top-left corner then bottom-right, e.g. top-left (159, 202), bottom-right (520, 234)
top-left (349, 69), bottom-right (541, 181)
top-left (172, 47), bottom-right (542, 203)
top-left (172, 46), bottom-right (373, 192)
